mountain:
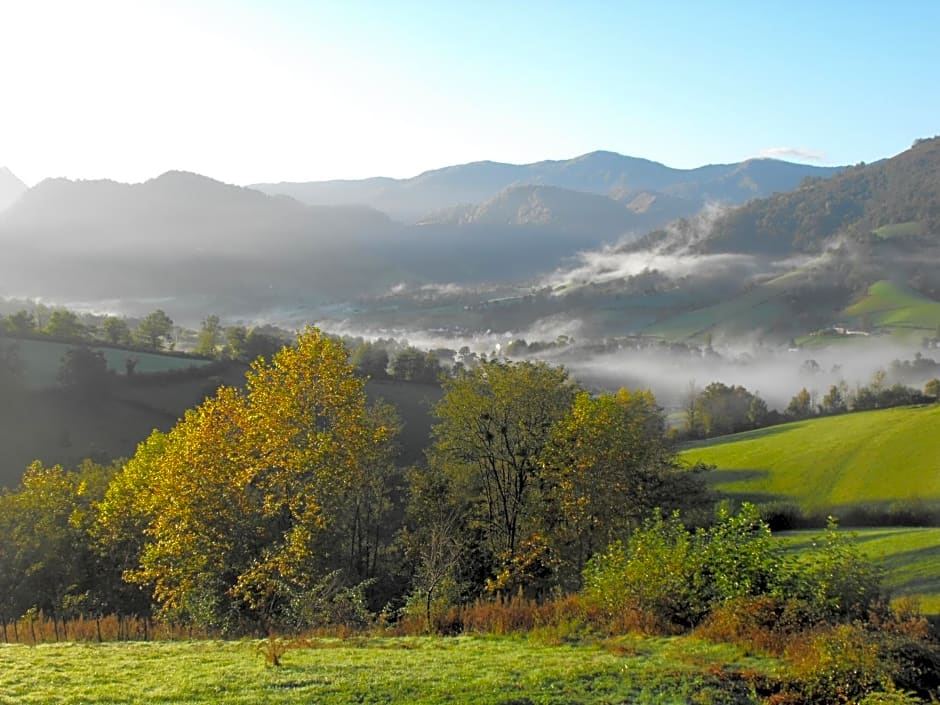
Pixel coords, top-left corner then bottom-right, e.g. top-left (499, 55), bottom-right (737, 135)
top-left (0, 167), bottom-right (27, 212)
top-left (685, 137), bottom-right (940, 256)
top-left (418, 184), bottom-right (652, 235)
top-left (251, 152), bottom-right (843, 222)
top-left (0, 171), bottom-right (401, 311)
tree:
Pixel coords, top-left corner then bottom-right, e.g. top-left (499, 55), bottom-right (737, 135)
top-left (58, 347), bottom-right (111, 393)
top-left (542, 389), bottom-right (710, 586)
top-left (351, 342), bottom-right (390, 379)
top-left (821, 383), bottom-right (848, 414)
top-left (224, 325), bottom-right (249, 360)
top-left (787, 387), bottom-right (814, 418)
top-left (429, 360), bottom-right (578, 588)
top-left (924, 378), bottom-right (940, 401)
top-left (6, 310), bottom-right (35, 335)
top-left (694, 382), bottom-right (768, 436)
top-left (391, 347), bottom-right (442, 384)
top-left (101, 316), bottom-right (131, 346)
top-left (193, 315), bottom-right (223, 358)
top-left (110, 328), bottom-right (394, 632)
top-left (44, 309), bottom-right (87, 340)
top-left (135, 310), bottom-right (174, 350)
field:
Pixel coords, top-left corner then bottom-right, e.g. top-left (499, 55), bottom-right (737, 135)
top-left (0, 635), bottom-right (775, 705)
top-left (680, 405), bottom-right (940, 511)
top-left (4, 338), bottom-right (213, 389)
top-left (872, 221), bottom-right (922, 239)
top-left (844, 280), bottom-right (940, 334)
top-left (782, 527), bottom-right (940, 614)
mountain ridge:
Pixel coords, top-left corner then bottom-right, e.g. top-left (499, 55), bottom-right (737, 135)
top-left (250, 151), bottom-right (843, 222)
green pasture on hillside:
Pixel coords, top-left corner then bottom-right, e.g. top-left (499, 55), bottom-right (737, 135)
top-left (872, 221), bottom-right (922, 239)
top-left (781, 527), bottom-right (940, 615)
top-left (681, 405), bottom-right (940, 511)
top-left (844, 280), bottom-right (940, 333)
top-left (2, 338), bottom-right (212, 389)
top-left (0, 635), bottom-right (775, 705)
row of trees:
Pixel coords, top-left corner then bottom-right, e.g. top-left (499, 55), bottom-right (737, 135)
top-left (0, 329), bottom-right (709, 633)
top-left (683, 374), bottom-right (939, 439)
top-left (0, 307), bottom-right (176, 352)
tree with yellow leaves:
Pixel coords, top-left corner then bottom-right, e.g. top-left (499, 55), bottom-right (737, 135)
top-left (97, 328), bottom-right (394, 632)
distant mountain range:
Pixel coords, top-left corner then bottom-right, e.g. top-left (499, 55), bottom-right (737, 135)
top-left (7, 140), bottom-right (938, 347)
top-left (0, 167), bottom-right (27, 212)
top-left (251, 151), bottom-right (843, 223)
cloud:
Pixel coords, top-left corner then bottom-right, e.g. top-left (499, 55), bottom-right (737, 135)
top-left (756, 146), bottom-right (826, 162)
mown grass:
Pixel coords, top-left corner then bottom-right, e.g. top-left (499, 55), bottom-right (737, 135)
top-left (680, 405), bottom-right (940, 510)
top-left (7, 338), bottom-right (212, 389)
top-left (781, 527), bottom-right (940, 614)
top-left (0, 635), bottom-right (777, 705)
top-left (844, 279), bottom-right (940, 332)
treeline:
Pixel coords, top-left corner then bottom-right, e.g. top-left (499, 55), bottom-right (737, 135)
top-left (0, 328), bottom-right (712, 635)
top-left (680, 373), bottom-right (939, 440)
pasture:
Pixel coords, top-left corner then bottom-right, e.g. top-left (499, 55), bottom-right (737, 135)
top-left (681, 405), bottom-right (940, 511)
top-left (0, 635), bottom-right (774, 705)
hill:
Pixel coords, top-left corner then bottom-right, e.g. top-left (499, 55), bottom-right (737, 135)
top-left (252, 151), bottom-right (842, 223)
top-left (0, 338), bottom-right (439, 487)
top-left (691, 136), bottom-right (940, 256)
top-left (680, 405), bottom-right (940, 514)
top-left (0, 166), bottom-right (26, 212)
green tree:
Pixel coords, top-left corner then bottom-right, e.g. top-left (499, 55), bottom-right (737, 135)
top-left (6, 309), bottom-right (35, 335)
top-left (924, 378), bottom-right (940, 401)
top-left (351, 342), bottom-right (390, 379)
top-left (430, 360), bottom-right (578, 590)
top-left (821, 383), bottom-right (849, 414)
top-left (135, 310), bottom-right (174, 350)
top-left (44, 309), bottom-right (88, 340)
top-left (101, 316), bottom-right (131, 346)
top-left (194, 315), bottom-right (223, 358)
top-left (787, 387), bottom-right (814, 418)
top-left (391, 347), bottom-right (442, 384)
top-left (542, 389), bottom-right (710, 585)
top-left (58, 347), bottom-right (111, 393)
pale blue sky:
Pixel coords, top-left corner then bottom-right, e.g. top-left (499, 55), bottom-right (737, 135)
top-left (2, 0), bottom-right (937, 185)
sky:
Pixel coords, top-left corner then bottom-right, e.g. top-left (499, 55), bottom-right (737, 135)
top-left (2, 0), bottom-right (939, 186)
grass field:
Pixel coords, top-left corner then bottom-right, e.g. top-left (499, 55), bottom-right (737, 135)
top-left (680, 405), bottom-right (940, 511)
top-left (781, 527), bottom-right (940, 614)
top-left (844, 280), bottom-right (940, 333)
top-left (0, 635), bottom-right (775, 705)
top-left (872, 221), bottom-right (922, 239)
top-left (5, 338), bottom-right (212, 389)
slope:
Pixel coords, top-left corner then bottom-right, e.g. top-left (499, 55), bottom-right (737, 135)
top-left (0, 166), bottom-right (27, 212)
top-left (680, 405), bottom-right (940, 511)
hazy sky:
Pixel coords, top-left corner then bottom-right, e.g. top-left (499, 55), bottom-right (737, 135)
top-left (2, 0), bottom-right (938, 186)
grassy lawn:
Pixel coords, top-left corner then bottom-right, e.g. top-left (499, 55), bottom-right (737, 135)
top-left (780, 527), bottom-right (940, 614)
top-left (680, 405), bottom-right (940, 510)
top-left (0, 635), bottom-right (776, 705)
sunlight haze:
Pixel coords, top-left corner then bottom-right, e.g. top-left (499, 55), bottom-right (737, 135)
top-left (2, 0), bottom-right (939, 185)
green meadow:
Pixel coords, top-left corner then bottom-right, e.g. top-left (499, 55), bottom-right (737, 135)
top-left (0, 636), bottom-right (775, 705)
top-left (6, 338), bottom-right (212, 389)
top-left (681, 405), bottom-right (940, 511)
top-left (844, 280), bottom-right (940, 333)
top-left (781, 527), bottom-right (940, 614)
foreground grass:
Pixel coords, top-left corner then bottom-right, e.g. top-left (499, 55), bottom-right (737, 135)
top-left (680, 405), bottom-right (940, 510)
top-left (0, 635), bottom-right (777, 705)
top-left (781, 527), bottom-right (940, 615)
